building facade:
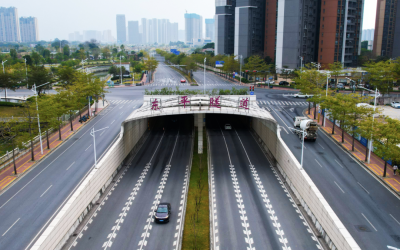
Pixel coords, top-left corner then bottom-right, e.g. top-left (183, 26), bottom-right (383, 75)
top-left (184, 13), bottom-right (203, 44)
top-left (205, 18), bottom-right (215, 42)
top-left (215, 0), bottom-right (236, 55)
top-left (19, 16), bottom-right (38, 42)
top-left (362, 28), bottom-right (374, 40)
top-left (128, 21), bottom-right (139, 44)
top-left (373, 0), bottom-right (400, 58)
top-left (0, 7), bottom-right (20, 42)
top-left (141, 18), bottom-right (147, 44)
top-left (116, 14), bottom-right (126, 43)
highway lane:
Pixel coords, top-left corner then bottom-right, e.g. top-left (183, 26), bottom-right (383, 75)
top-left (207, 114), bottom-right (320, 250)
top-left (0, 91), bottom-right (142, 250)
top-left (71, 116), bottom-right (192, 250)
top-left (257, 93), bottom-right (400, 249)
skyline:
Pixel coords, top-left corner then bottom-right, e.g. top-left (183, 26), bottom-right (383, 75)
top-left (2, 0), bottom-right (377, 42)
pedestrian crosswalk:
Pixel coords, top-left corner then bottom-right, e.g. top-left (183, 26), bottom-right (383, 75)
top-left (256, 100), bottom-right (308, 106)
top-left (108, 99), bottom-right (141, 104)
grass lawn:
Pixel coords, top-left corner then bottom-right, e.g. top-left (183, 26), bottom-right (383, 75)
top-left (0, 106), bottom-right (25, 117)
top-left (182, 131), bottom-right (210, 250)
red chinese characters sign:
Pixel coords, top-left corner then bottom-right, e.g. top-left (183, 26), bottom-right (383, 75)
top-left (239, 97), bottom-right (249, 110)
top-left (210, 96), bottom-right (221, 108)
top-left (151, 98), bottom-right (160, 110)
top-left (179, 96), bottom-right (190, 108)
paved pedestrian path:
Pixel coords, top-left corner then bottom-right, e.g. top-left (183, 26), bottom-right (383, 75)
top-left (0, 102), bottom-right (106, 191)
top-left (307, 109), bottom-right (400, 192)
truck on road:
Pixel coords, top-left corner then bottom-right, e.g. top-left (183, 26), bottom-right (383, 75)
top-left (293, 116), bottom-right (318, 141)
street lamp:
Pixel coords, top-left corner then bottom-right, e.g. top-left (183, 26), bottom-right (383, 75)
top-left (290, 127), bottom-right (305, 170)
top-left (204, 57), bottom-right (206, 95)
top-left (323, 73), bottom-right (331, 127)
top-left (90, 127), bottom-right (109, 169)
top-left (120, 55), bottom-right (122, 85)
top-left (299, 56), bottom-right (303, 72)
top-left (24, 58), bottom-right (28, 82)
top-left (31, 82), bottom-right (51, 155)
top-left (2, 60), bottom-right (7, 101)
top-left (311, 62), bottom-right (321, 71)
top-left (239, 55), bottom-right (242, 85)
top-left (368, 88), bottom-right (380, 164)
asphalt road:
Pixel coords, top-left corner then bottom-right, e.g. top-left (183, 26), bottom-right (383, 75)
top-left (70, 116), bottom-right (192, 250)
top-left (256, 90), bottom-right (400, 249)
top-left (207, 114), bottom-right (321, 250)
top-left (0, 88), bottom-right (143, 249)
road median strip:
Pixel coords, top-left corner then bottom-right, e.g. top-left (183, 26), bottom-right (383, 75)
top-left (182, 130), bottom-right (209, 250)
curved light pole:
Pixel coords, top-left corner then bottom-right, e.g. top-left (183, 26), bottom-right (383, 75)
top-left (323, 73), bottom-right (331, 127)
top-left (204, 57), bottom-right (206, 95)
top-left (31, 82), bottom-right (51, 155)
top-left (2, 60), bottom-right (8, 101)
top-left (90, 126), bottom-right (109, 169)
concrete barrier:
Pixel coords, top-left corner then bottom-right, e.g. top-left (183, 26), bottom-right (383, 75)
top-left (252, 118), bottom-right (360, 250)
top-left (31, 118), bottom-right (148, 250)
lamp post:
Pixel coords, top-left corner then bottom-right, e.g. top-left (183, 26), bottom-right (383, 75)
top-left (31, 82), bottom-right (51, 155)
top-left (367, 88), bottom-right (380, 163)
top-left (120, 55), bottom-right (122, 85)
top-left (299, 56), bottom-right (303, 72)
top-left (324, 73), bottom-right (331, 127)
top-left (24, 58), bottom-right (28, 83)
top-left (2, 60), bottom-right (8, 101)
top-left (204, 57), bottom-right (206, 95)
top-left (90, 127), bottom-right (109, 169)
top-left (239, 55), bottom-right (242, 85)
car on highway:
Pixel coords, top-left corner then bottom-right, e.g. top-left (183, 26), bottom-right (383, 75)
top-left (293, 93), bottom-right (313, 98)
top-left (180, 79), bottom-right (186, 83)
top-left (225, 124), bottom-right (232, 130)
top-left (391, 101), bottom-right (400, 109)
top-left (279, 81), bottom-right (290, 86)
top-left (154, 202), bottom-right (171, 223)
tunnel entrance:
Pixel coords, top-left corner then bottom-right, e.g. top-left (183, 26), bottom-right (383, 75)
top-left (148, 114), bottom-right (194, 133)
top-left (206, 114), bottom-right (251, 130)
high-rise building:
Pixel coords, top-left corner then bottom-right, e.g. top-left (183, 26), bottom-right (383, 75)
top-left (141, 18), bottom-right (148, 44)
top-left (19, 17), bottom-right (38, 42)
top-left (318, 0), bottom-right (364, 67)
top-left (215, 0), bottom-right (236, 55)
top-left (128, 21), bottom-right (139, 44)
top-left (184, 13), bottom-right (203, 44)
top-left (102, 30), bottom-right (112, 43)
top-left (116, 14), bottom-right (126, 43)
top-left (205, 18), bottom-right (215, 42)
top-left (68, 33), bottom-right (75, 41)
top-left (158, 19), bottom-right (168, 44)
top-left (214, 0), bottom-right (265, 59)
top-left (272, 0), bottom-right (320, 69)
top-left (148, 18), bottom-right (158, 44)
top-left (373, 0), bottom-right (400, 58)
top-left (84, 30), bottom-right (98, 41)
top-left (263, 0), bottom-right (364, 69)
top-left (0, 7), bottom-right (20, 42)
top-left (171, 22), bottom-right (179, 42)
top-left (362, 29), bottom-right (374, 41)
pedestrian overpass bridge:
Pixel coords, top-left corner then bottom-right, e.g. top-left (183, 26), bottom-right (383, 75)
top-left (32, 95), bottom-right (359, 250)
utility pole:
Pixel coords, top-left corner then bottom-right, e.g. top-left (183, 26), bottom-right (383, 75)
top-left (120, 55), bottom-right (122, 84)
top-left (31, 82), bottom-right (51, 155)
top-left (204, 57), bottom-right (206, 95)
top-left (239, 55), bottom-right (242, 85)
top-left (323, 73), bottom-right (331, 127)
top-left (91, 127), bottom-right (109, 169)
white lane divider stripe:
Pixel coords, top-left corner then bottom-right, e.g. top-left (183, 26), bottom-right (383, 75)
top-left (219, 128), bottom-right (254, 250)
top-left (40, 185), bottom-right (53, 198)
top-left (101, 132), bottom-right (166, 250)
top-left (2, 218), bottom-right (20, 236)
top-left (173, 165), bottom-right (189, 249)
top-left (138, 131), bottom-right (180, 250)
top-left (234, 130), bottom-right (290, 250)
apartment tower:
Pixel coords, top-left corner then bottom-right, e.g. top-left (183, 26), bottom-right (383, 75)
top-left (19, 17), bottom-right (38, 42)
top-left (373, 0), bottom-right (400, 58)
top-left (0, 7), bottom-right (20, 42)
top-left (116, 14), bottom-right (126, 43)
top-left (184, 13), bottom-right (203, 44)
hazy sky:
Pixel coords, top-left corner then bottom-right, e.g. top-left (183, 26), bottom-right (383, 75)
top-left (5, 0), bottom-right (377, 41)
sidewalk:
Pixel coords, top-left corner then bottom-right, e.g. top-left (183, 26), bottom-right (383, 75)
top-left (306, 109), bottom-right (400, 193)
top-left (0, 102), bottom-right (106, 191)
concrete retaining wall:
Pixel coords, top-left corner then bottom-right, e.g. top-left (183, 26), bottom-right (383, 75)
top-left (252, 118), bottom-right (360, 250)
top-left (31, 118), bottom-right (148, 250)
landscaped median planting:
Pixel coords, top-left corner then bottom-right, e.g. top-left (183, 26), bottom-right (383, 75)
top-left (182, 131), bottom-right (210, 250)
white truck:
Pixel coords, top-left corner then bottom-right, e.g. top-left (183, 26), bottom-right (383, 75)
top-left (293, 116), bottom-right (318, 141)
top-left (293, 93), bottom-right (314, 98)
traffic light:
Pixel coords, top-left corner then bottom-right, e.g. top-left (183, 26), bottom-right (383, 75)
top-left (253, 70), bottom-right (257, 73)
top-left (252, 86), bottom-right (254, 91)
top-left (245, 70), bottom-right (249, 73)
top-left (249, 86), bottom-right (252, 91)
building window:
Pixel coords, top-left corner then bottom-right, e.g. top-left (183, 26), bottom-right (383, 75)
top-left (323, 9), bottom-right (325, 13)
top-left (320, 55), bottom-right (322, 60)
top-left (323, 17), bottom-right (325, 21)
top-left (324, 1), bottom-right (326, 5)
top-left (322, 33), bottom-right (324, 37)
top-left (322, 25), bottom-right (324, 29)
top-left (321, 48), bottom-right (323, 52)
top-left (321, 40), bottom-right (323, 45)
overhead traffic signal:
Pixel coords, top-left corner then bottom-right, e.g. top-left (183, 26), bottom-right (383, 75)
top-left (252, 86), bottom-right (254, 91)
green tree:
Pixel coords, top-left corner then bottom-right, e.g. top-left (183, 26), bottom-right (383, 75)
top-left (0, 72), bottom-right (18, 101)
top-left (364, 60), bottom-right (395, 99)
top-left (328, 62), bottom-right (343, 88)
top-left (63, 45), bottom-right (70, 57)
top-left (243, 55), bottom-right (268, 83)
top-left (57, 66), bottom-right (77, 86)
top-left (373, 117), bottom-right (400, 177)
top-left (31, 51), bottom-right (42, 66)
top-left (19, 100), bottom-right (39, 161)
top-left (27, 66), bottom-right (53, 95)
top-left (10, 49), bottom-right (17, 60)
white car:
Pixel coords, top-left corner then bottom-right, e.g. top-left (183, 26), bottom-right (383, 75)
top-left (224, 124), bottom-right (232, 130)
top-left (391, 102), bottom-right (400, 109)
top-left (293, 93), bottom-right (313, 98)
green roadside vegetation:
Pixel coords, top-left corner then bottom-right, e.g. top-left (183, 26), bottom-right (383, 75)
top-left (182, 130), bottom-right (209, 250)
top-left (144, 86), bottom-right (248, 96)
top-left (0, 106), bottom-right (24, 117)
